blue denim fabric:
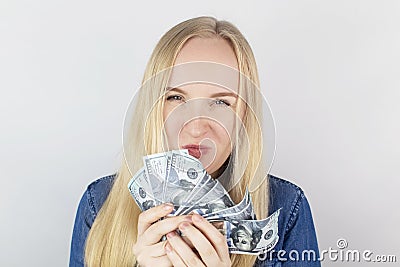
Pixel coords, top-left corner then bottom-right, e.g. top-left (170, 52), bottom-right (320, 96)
top-left (70, 174), bottom-right (321, 267)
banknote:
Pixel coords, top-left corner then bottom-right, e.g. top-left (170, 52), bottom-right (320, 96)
top-left (215, 208), bottom-right (281, 254)
top-left (162, 150), bottom-right (189, 202)
top-left (180, 181), bottom-right (234, 215)
top-left (128, 150), bottom-right (282, 255)
top-left (127, 167), bottom-right (157, 210)
top-left (206, 197), bottom-right (256, 221)
top-left (163, 151), bottom-right (204, 204)
top-left (174, 173), bottom-right (214, 215)
top-left (203, 189), bottom-right (254, 220)
top-left (143, 152), bottom-right (170, 203)
top-left (180, 208), bottom-right (281, 255)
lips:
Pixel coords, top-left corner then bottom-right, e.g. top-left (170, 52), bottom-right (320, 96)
top-left (182, 144), bottom-right (210, 159)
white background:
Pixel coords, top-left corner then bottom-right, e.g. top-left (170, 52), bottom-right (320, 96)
top-left (1, 0), bottom-right (399, 266)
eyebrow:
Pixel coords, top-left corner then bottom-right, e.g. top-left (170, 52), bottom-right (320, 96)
top-left (166, 87), bottom-right (238, 98)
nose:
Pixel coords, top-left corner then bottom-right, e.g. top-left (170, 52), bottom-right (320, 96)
top-left (184, 117), bottom-right (210, 138)
top-left (181, 98), bottom-right (212, 138)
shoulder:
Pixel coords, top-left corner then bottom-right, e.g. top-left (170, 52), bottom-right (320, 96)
top-left (258, 174), bottom-right (320, 265)
top-left (84, 173), bottom-right (117, 219)
top-left (70, 174), bottom-right (117, 265)
top-left (268, 173), bottom-right (304, 202)
top-left (267, 173), bottom-right (310, 234)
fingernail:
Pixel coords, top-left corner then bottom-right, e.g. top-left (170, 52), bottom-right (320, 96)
top-left (163, 203), bottom-right (173, 210)
top-left (184, 215), bottom-right (192, 222)
top-left (167, 231), bottom-right (176, 238)
top-left (179, 222), bottom-right (190, 231)
top-left (193, 214), bottom-right (203, 222)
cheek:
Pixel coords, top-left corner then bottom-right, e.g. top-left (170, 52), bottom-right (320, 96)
top-left (216, 130), bottom-right (231, 149)
top-left (163, 106), bottom-right (185, 147)
top-left (212, 121), bottom-right (234, 148)
top-left (163, 104), bottom-right (175, 123)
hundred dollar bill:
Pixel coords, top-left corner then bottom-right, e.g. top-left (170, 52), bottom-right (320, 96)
top-left (143, 152), bottom-right (170, 203)
top-left (174, 173), bottom-right (215, 215)
top-left (162, 150), bottom-right (195, 208)
top-left (164, 152), bottom-right (207, 213)
top-left (127, 167), bottom-right (157, 210)
top-left (203, 189), bottom-right (255, 220)
top-left (180, 180), bottom-right (234, 215)
top-left (162, 149), bottom-right (189, 204)
top-left (211, 208), bottom-right (281, 254)
top-left (206, 196), bottom-right (255, 221)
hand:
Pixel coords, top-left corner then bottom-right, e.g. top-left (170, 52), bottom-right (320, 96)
top-left (165, 214), bottom-right (231, 267)
top-left (133, 203), bottom-right (193, 267)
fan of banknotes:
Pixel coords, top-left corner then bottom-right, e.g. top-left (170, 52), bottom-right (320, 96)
top-left (128, 149), bottom-right (280, 254)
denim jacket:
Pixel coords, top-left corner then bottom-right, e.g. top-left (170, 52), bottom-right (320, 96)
top-left (70, 174), bottom-right (321, 267)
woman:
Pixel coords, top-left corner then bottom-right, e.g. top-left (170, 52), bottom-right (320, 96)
top-left (70, 16), bottom-right (320, 266)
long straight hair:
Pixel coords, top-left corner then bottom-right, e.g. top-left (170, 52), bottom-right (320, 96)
top-left (85, 16), bottom-right (269, 266)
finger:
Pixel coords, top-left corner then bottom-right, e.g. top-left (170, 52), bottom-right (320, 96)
top-left (178, 221), bottom-right (221, 266)
top-left (149, 255), bottom-right (173, 267)
top-left (191, 214), bottom-right (230, 260)
top-left (167, 231), bottom-right (205, 267)
top-left (148, 241), bottom-right (168, 257)
top-left (142, 215), bottom-right (193, 244)
top-left (181, 235), bottom-right (194, 248)
top-left (164, 242), bottom-right (186, 267)
top-left (137, 203), bottom-right (174, 235)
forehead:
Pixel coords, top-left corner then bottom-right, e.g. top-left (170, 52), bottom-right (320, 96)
top-left (174, 37), bottom-right (239, 69)
top-left (168, 37), bottom-right (240, 93)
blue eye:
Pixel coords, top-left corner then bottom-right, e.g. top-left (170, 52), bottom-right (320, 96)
top-left (215, 99), bottom-right (230, 106)
top-left (166, 95), bottom-right (184, 102)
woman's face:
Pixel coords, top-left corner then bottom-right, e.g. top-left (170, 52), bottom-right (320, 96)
top-left (163, 37), bottom-right (241, 177)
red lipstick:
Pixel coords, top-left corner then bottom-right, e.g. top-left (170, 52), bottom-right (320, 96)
top-left (182, 144), bottom-right (210, 159)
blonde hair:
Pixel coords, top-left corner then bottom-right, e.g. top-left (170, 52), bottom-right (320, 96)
top-left (85, 16), bottom-right (269, 266)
